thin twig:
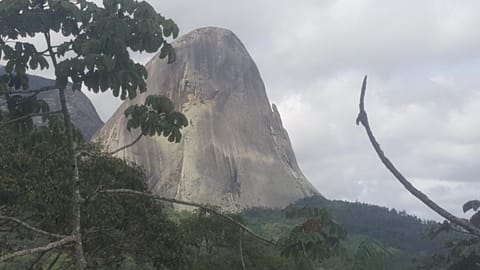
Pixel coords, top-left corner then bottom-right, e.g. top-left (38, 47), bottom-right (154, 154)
top-left (0, 215), bottom-right (67, 238)
top-left (0, 85), bottom-right (57, 95)
top-left (0, 235), bottom-right (75, 262)
top-left (0, 86), bottom-right (52, 108)
top-left (239, 230), bottom-right (246, 270)
top-left (356, 75), bottom-right (480, 237)
top-left (0, 110), bottom-right (62, 128)
top-left (46, 252), bottom-right (62, 270)
top-left (28, 250), bottom-right (47, 270)
top-left (109, 133), bottom-right (143, 155)
top-left (100, 189), bottom-right (277, 246)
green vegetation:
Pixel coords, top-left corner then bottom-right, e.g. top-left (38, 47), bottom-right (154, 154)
top-left (0, 111), bottom-right (415, 269)
top-left (0, 107), bottom-right (469, 269)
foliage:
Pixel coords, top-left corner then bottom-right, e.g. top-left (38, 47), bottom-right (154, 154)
top-left (417, 237), bottom-right (480, 270)
top-left (0, 121), bottom-right (431, 270)
top-left (0, 115), bottom-right (188, 268)
top-left (0, 93), bottom-right (50, 131)
top-left (463, 200), bottom-right (480, 213)
top-left (174, 210), bottom-right (286, 270)
top-left (352, 239), bottom-right (392, 270)
top-left (243, 198), bottom-right (459, 269)
top-left (417, 199), bottom-right (480, 270)
top-left (0, 0), bottom-right (177, 97)
top-left (0, 0), bottom-right (188, 147)
top-left (0, 1), bottom-right (187, 267)
top-left (279, 207), bottom-right (346, 269)
top-left (125, 95), bottom-right (188, 142)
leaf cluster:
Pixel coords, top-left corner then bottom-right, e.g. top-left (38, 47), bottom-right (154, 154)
top-left (1, 97), bottom-right (47, 131)
top-left (278, 207), bottom-right (346, 269)
top-left (352, 239), bottom-right (392, 270)
top-left (125, 95), bottom-right (188, 142)
top-left (417, 237), bottom-right (480, 270)
top-left (418, 199), bottom-right (480, 270)
top-left (0, 0), bottom-right (178, 99)
top-left (175, 210), bottom-right (290, 270)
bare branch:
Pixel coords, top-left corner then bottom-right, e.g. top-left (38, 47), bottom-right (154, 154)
top-left (0, 85), bottom-right (58, 108)
top-left (100, 188), bottom-right (277, 246)
top-left (0, 85), bottom-right (58, 95)
top-left (239, 231), bottom-right (246, 270)
top-left (109, 134), bottom-right (143, 155)
top-left (46, 252), bottom-right (62, 270)
top-left (0, 235), bottom-right (75, 262)
top-left (0, 215), bottom-right (67, 239)
top-left (0, 110), bottom-right (62, 128)
top-left (356, 75), bottom-right (480, 237)
top-left (28, 250), bottom-right (47, 270)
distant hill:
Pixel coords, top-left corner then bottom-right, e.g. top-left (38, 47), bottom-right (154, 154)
top-left (243, 196), bottom-right (460, 264)
top-left (0, 67), bottom-right (103, 140)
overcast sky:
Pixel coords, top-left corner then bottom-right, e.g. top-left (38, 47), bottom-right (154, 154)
top-left (26, 0), bottom-right (480, 221)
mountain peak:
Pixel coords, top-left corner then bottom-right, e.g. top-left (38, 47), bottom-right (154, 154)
top-left (94, 28), bottom-right (320, 210)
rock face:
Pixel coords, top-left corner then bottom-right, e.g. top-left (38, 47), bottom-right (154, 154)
top-left (94, 27), bottom-right (320, 209)
top-left (1, 69), bottom-right (103, 140)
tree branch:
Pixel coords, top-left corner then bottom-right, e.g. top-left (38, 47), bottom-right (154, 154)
top-left (28, 250), bottom-right (47, 270)
top-left (44, 30), bottom-right (88, 269)
top-left (0, 215), bottom-right (67, 239)
top-left (0, 85), bottom-right (58, 108)
top-left (100, 189), bottom-right (277, 246)
top-left (239, 230), bottom-right (246, 270)
top-left (109, 133), bottom-right (143, 155)
top-left (356, 75), bottom-right (480, 237)
top-left (0, 235), bottom-right (75, 262)
top-left (0, 85), bottom-right (58, 95)
top-left (0, 110), bottom-right (62, 128)
top-left (46, 252), bottom-right (62, 270)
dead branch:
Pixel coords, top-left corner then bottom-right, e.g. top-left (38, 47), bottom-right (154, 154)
top-left (356, 75), bottom-right (480, 237)
top-left (100, 188), bottom-right (277, 246)
top-left (0, 215), bottom-right (67, 239)
top-left (0, 235), bottom-right (75, 262)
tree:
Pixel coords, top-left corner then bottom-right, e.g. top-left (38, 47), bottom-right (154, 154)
top-left (0, 117), bottom-right (189, 269)
top-left (356, 76), bottom-right (480, 269)
top-left (0, 0), bottom-right (185, 268)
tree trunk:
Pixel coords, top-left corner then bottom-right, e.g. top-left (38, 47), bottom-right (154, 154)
top-left (57, 87), bottom-right (87, 269)
top-left (45, 30), bottom-right (87, 270)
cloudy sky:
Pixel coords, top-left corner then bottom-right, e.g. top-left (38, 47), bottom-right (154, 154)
top-left (25, 0), bottom-right (480, 221)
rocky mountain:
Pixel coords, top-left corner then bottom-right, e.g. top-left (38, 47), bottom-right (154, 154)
top-left (1, 68), bottom-right (103, 140)
top-left (94, 27), bottom-right (320, 210)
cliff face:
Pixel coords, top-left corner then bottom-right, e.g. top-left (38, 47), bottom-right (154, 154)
top-left (94, 27), bottom-right (320, 209)
top-left (1, 69), bottom-right (103, 140)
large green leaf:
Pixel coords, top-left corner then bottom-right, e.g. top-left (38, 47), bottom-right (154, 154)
top-left (463, 200), bottom-right (480, 213)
